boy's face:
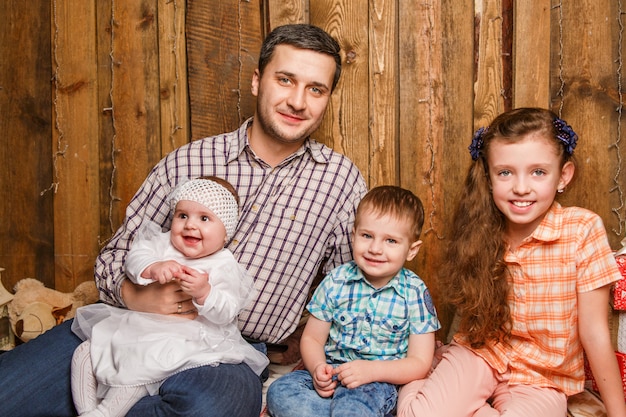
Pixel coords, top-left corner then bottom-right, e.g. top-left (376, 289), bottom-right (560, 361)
top-left (170, 200), bottom-right (227, 259)
top-left (351, 209), bottom-right (422, 288)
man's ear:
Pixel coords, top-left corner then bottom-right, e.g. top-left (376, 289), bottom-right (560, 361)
top-left (406, 240), bottom-right (422, 262)
top-left (251, 69), bottom-right (260, 97)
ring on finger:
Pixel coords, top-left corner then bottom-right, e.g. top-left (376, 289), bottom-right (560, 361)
top-left (177, 302), bottom-right (182, 314)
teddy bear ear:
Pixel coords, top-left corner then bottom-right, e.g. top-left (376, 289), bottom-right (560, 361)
top-left (52, 304), bottom-right (72, 325)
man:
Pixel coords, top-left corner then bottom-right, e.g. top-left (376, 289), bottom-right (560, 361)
top-left (0, 24), bottom-right (367, 417)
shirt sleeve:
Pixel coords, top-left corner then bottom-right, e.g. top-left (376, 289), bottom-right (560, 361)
top-left (320, 173), bottom-right (367, 275)
top-left (196, 255), bottom-right (256, 324)
top-left (576, 213), bottom-right (623, 293)
top-left (124, 223), bottom-right (170, 286)
top-left (408, 283), bottom-right (441, 335)
top-left (94, 162), bottom-right (175, 307)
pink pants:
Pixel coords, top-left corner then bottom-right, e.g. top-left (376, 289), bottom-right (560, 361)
top-left (396, 342), bottom-right (567, 417)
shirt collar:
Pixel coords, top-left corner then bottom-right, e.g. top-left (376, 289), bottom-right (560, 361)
top-left (529, 201), bottom-right (563, 243)
top-left (227, 117), bottom-right (331, 165)
top-left (347, 261), bottom-right (406, 295)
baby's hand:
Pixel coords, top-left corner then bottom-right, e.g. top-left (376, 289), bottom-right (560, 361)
top-left (177, 265), bottom-right (210, 303)
top-left (143, 260), bottom-right (183, 284)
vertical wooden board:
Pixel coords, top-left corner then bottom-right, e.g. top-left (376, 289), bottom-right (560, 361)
top-left (186, 0), bottom-right (263, 140)
top-left (433, 0), bottom-right (476, 338)
top-left (513, 0), bottom-right (551, 108)
top-left (158, 0), bottom-right (190, 156)
top-left (474, 0), bottom-right (505, 127)
top-left (552, 1), bottom-right (623, 248)
top-left (96, 0), bottom-right (118, 241)
top-left (109, 0), bottom-right (162, 216)
top-left (309, 1), bottom-right (371, 184)
top-left (0, 0), bottom-right (54, 290)
top-left (368, 0), bottom-right (399, 186)
top-left (265, 0), bottom-right (308, 29)
top-left (398, 0), bottom-right (449, 338)
top-left (51, 0), bottom-right (100, 291)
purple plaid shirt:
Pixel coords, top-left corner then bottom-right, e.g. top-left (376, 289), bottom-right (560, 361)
top-left (94, 118), bottom-right (367, 343)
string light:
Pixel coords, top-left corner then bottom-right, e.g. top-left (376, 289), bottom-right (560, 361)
top-left (612, 0), bottom-right (625, 236)
top-left (42, 0), bottom-right (66, 196)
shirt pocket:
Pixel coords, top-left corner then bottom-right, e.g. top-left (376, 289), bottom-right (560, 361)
top-left (334, 310), bottom-right (364, 347)
top-left (373, 316), bottom-right (409, 347)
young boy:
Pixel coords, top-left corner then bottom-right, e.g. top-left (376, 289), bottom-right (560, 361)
top-left (266, 186), bottom-right (440, 417)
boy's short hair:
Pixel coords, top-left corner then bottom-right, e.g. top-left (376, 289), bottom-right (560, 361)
top-left (355, 186), bottom-right (424, 240)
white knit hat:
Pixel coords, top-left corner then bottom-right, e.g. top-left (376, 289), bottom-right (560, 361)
top-left (170, 178), bottom-right (239, 240)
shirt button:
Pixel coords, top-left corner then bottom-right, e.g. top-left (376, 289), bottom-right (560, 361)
top-left (252, 204), bottom-right (259, 212)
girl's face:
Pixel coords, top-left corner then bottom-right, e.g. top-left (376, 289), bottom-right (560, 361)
top-left (170, 200), bottom-right (227, 259)
top-left (487, 133), bottom-right (574, 244)
top-left (352, 210), bottom-right (421, 288)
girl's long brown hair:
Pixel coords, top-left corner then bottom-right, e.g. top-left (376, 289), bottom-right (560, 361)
top-left (440, 108), bottom-right (575, 348)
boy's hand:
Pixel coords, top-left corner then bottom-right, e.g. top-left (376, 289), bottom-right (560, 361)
top-left (334, 360), bottom-right (374, 389)
top-left (312, 363), bottom-right (336, 397)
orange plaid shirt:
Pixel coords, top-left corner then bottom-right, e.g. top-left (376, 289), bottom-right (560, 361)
top-left (455, 203), bottom-right (622, 395)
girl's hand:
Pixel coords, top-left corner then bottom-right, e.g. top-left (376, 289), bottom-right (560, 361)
top-left (312, 363), bottom-right (336, 397)
top-left (177, 265), bottom-right (211, 304)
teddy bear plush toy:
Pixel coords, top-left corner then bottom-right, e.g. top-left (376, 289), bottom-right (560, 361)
top-left (7, 278), bottom-right (100, 343)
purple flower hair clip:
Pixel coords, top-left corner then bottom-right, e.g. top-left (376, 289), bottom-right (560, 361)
top-left (468, 127), bottom-right (487, 161)
top-left (553, 117), bottom-right (578, 156)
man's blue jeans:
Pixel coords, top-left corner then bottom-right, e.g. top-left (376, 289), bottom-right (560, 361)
top-left (0, 319), bottom-right (263, 417)
top-left (266, 369), bottom-right (397, 417)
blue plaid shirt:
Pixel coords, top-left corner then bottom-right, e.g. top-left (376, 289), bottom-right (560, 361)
top-left (307, 261), bottom-right (440, 362)
top-left (94, 118), bottom-right (367, 343)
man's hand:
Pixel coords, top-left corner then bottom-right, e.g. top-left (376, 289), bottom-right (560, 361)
top-left (121, 279), bottom-right (197, 318)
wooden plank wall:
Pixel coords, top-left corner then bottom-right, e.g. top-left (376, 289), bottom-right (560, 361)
top-left (1, 0), bottom-right (625, 338)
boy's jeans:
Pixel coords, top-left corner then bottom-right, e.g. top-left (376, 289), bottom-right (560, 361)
top-left (267, 368), bottom-right (397, 417)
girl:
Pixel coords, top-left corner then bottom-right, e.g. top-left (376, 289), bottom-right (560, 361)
top-left (397, 108), bottom-right (626, 417)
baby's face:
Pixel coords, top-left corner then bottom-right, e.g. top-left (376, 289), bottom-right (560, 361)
top-left (170, 200), bottom-right (226, 258)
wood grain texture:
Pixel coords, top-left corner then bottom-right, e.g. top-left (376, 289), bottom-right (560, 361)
top-left (368, 0), bottom-right (399, 186)
top-left (186, 0), bottom-right (263, 140)
top-left (158, 0), bottom-right (190, 157)
top-left (51, 0), bottom-right (100, 291)
top-left (0, 0), bottom-right (54, 288)
top-left (552, 0), bottom-right (622, 247)
top-left (310, 0), bottom-right (371, 182)
top-left (474, 0), bottom-right (506, 127)
top-left (513, 0), bottom-right (551, 108)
